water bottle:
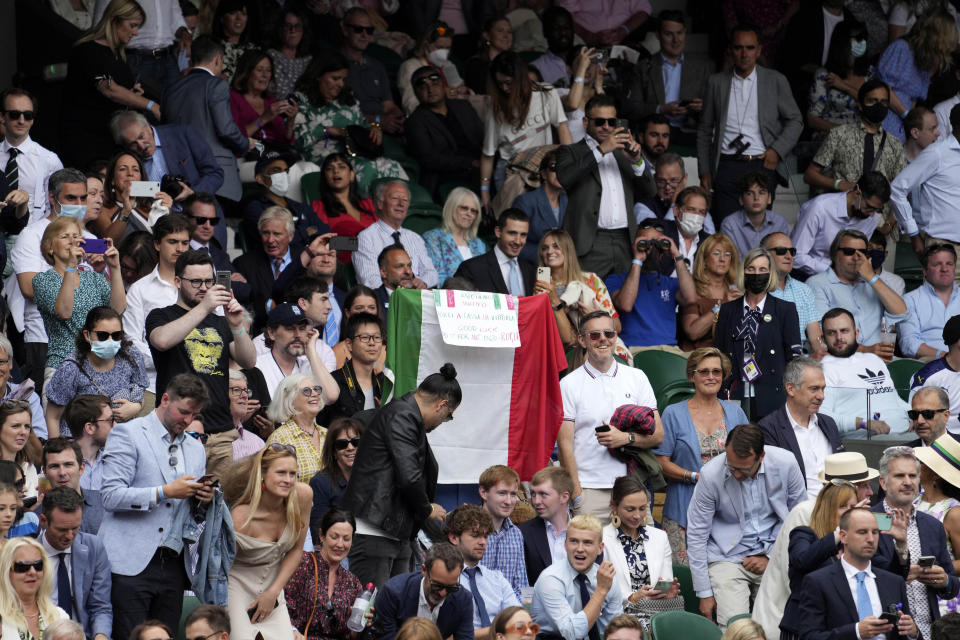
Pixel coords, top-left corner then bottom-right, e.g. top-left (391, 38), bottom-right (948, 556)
top-left (347, 583), bottom-right (375, 632)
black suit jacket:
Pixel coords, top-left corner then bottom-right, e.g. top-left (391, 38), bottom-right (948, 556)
top-left (556, 139), bottom-right (654, 258)
top-left (405, 100), bottom-right (483, 194)
top-left (758, 405), bottom-right (844, 483)
top-left (232, 245), bottom-right (302, 333)
top-left (518, 516), bottom-right (551, 585)
top-left (714, 295), bottom-right (802, 419)
top-left (453, 250), bottom-right (536, 296)
top-left (374, 285), bottom-right (392, 319)
top-left (797, 560), bottom-right (914, 640)
top-left (622, 53), bottom-right (713, 122)
top-left (662, 220), bottom-right (709, 264)
top-left (374, 571), bottom-right (474, 640)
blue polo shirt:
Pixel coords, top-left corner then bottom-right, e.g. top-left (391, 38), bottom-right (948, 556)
top-left (605, 271), bottom-right (679, 347)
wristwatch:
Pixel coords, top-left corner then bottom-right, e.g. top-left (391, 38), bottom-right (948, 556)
top-left (553, 300), bottom-right (565, 311)
top-left (628, 432), bottom-right (636, 445)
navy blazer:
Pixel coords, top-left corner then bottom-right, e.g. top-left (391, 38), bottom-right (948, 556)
top-left (518, 516), bottom-right (551, 585)
top-left (714, 295), bottom-right (802, 419)
top-left (453, 250), bottom-right (537, 296)
top-left (870, 501), bottom-right (960, 621)
top-left (153, 124), bottom-right (224, 197)
top-left (758, 405), bottom-right (844, 483)
top-left (797, 560), bottom-right (913, 640)
top-left (512, 187), bottom-right (568, 264)
top-left (781, 525), bottom-right (842, 634)
top-left (374, 570), bottom-right (474, 640)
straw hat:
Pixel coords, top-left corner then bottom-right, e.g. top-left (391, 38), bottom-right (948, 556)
top-left (817, 451), bottom-right (880, 483)
top-left (915, 434), bottom-right (960, 490)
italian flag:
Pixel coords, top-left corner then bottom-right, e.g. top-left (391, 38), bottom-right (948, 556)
top-left (385, 289), bottom-right (567, 483)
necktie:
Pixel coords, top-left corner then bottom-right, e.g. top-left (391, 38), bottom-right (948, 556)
top-left (391, 230), bottom-right (401, 246)
top-left (464, 567), bottom-right (491, 627)
top-left (4, 148), bottom-right (18, 191)
top-left (58, 552), bottom-right (73, 618)
top-left (576, 574), bottom-right (601, 640)
top-left (855, 571), bottom-right (872, 622)
top-left (508, 259), bottom-right (523, 296)
top-left (736, 307), bottom-right (762, 355)
top-left (198, 246), bottom-right (210, 255)
top-left (272, 257), bottom-right (284, 278)
top-left (863, 132), bottom-right (875, 174)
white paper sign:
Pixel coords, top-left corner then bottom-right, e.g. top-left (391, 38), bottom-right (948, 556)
top-left (433, 290), bottom-right (520, 348)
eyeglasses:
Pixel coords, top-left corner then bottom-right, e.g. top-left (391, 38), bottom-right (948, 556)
top-left (592, 117), bottom-right (618, 127)
top-left (838, 247), bottom-right (868, 257)
top-left (584, 330), bottom-right (617, 341)
top-left (352, 333), bottom-right (383, 344)
top-left (5, 110), bottom-right (35, 121)
top-left (95, 416), bottom-right (117, 426)
top-left (695, 368), bottom-right (723, 377)
top-left (908, 408), bottom-right (948, 420)
top-left (334, 437), bottom-right (361, 450)
top-left (93, 330), bottom-right (124, 341)
top-left (414, 73), bottom-right (442, 88)
top-left (300, 385), bottom-right (323, 397)
top-left (655, 177), bottom-right (683, 187)
top-left (346, 23), bottom-right (375, 35)
top-left (186, 430), bottom-right (209, 444)
top-left (505, 622), bottom-right (541, 635)
top-left (269, 443), bottom-right (297, 456)
top-left (12, 560), bottom-right (44, 573)
top-left (229, 386), bottom-right (251, 397)
top-left (182, 277), bottom-right (215, 289)
top-left (168, 444), bottom-right (179, 468)
top-left (769, 246), bottom-right (797, 256)
top-left (710, 251), bottom-right (733, 259)
top-left (189, 215), bottom-right (219, 226)
top-left (725, 458), bottom-right (760, 474)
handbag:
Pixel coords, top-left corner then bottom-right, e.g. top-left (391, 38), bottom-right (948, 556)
top-left (344, 125), bottom-right (383, 159)
top-left (302, 552), bottom-right (320, 638)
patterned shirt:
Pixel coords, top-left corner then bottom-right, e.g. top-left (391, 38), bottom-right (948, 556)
top-left (479, 516), bottom-right (528, 598)
top-left (266, 419), bottom-right (327, 483)
top-left (33, 269), bottom-right (112, 369)
top-left (883, 500), bottom-right (933, 638)
top-left (617, 526), bottom-right (651, 592)
top-left (811, 120), bottom-right (907, 184)
top-left (286, 551), bottom-right (362, 640)
top-left (770, 276), bottom-right (819, 340)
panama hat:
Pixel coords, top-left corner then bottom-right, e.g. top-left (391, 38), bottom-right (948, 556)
top-left (817, 451), bottom-right (880, 483)
top-left (915, 434), bottom-right (960, 490)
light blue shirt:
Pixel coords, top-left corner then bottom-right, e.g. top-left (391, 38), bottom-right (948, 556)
top-left (271, 249), bottom-right (293, 278)
top-left (544, 519), bottom-right (568, 565)
top-left (900, 281), bottom-right (960, 357)
top-left (719, 208), bottom-right (791, 259)
top-left (770, 276), bottom-right (819, 339)
top-left (731, 464), bottom-right (777, 559)
top-left (660, 54), bottom-right (683, 127)
top-left (531, 560), bottom-right (623, 640)
top-left (145, 411), bottom-right (191, 553)
top-left (326, 281), bottom-right (341, 346)
top-left (806, 267), bottom-right (909, 346)
top-left (458, 563), bottom-right (520, 628)
top-left (891, 134), bottom-right (960, 241)
top-left (80, 449), bottom-right (104, 493)
top-left (144, 127), bottom-right (170, 184)
top-left (791, 192), bottom-right (878, 275)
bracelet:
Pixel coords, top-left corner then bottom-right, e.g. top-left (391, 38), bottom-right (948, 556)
top-left (868, 274), bottom-right (880, 285)
top-left (901, 108), bottom-right (910, 118)
top-left (146, 99), bottom-right (155, 111)
top-left (573, 76), bottom-right (585, 84)
top-left (632, 259), bottom-right (643, 267)
top-left (833, 179), bottom-right (841, 190)
top-left (620, 24), bottom-right (630, 36)
top-left (64, 267), bottom-right (76, 273)
top-left (480, 177), bottom-right (491, 183)
top-left (692, 472), bottom-right (698, 483)
top-left (231, 326), bottom-right (246, 335)
top-left (675, 255), bottom-right (686, 264)
top-left (481, 185), bottom-right (490, 191)
top-left (158, 485), bottom-right (165, 502)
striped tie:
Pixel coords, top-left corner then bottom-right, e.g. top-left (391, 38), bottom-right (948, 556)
top-left (4, 148), bottom-right (18, 191)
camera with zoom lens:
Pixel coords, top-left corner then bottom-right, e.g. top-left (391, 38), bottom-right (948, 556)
top-left (637, 238), bottom-right (670, 252)
top-left (160, 174), bottom-right (188, 199)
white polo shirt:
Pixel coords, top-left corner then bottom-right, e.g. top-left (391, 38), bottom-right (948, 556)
top-left (560, 360), bottom-right (657, 488)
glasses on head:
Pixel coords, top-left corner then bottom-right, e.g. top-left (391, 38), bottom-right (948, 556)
top-left (592, 117), bottom-right (617, 127)
top-left (695, 368), bottom-right (723, 377)
top-left (5, 110), bottom-right (35, 121)
top-left (506, 622), bottom-right (541, 635)
top-left (189, 215), bottom-right (219, 227)
top-left (182, 277), bottom-right (215, 289)
top-left (186, 430), bottom-right (209, 444)
top-left (300, 385), bottom-right (323, 397)
top-left (584, 330), bottom-right (617, 341)
top-left (168, 444), bottom-right (179, 468)
top-left (414, 73), bottom-right (442, 88)
top-left (12, 560), bottom-right (44, 573)
top-left (769, 246), bottom-right (797, 256)
top-left (269, 443), bottom-right (297, 456)
top-left (655, 177), bottom-right (683, 187)
top-left (334, 437), bottom-right (361, 450)
top-left (93, 330), bottom-right (123, 341)
top-left (352, 333), bottom-right (383, 344)
top-left (908, 408), bottom-right (947, 420)
top-left (883, 445), bottom-right (915, 455)
top-left (639, 219), bottom-right (665, 232)
top-left (346, 23), bottom-right (375, 35)
top-left (229, 386), bottom-right (251, 397)
top-left (829, 478), bottom-right (858, 490)
top-left (838, 247), bottom-right (868, 257)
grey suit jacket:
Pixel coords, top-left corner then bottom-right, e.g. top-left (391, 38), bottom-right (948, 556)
top-left (623, 54), bottom-right (713, 122)
top-left (696, 66), bottom-right (803, 183)
top-left (161, 69), bottom-right (247, 200)
top-left (98, 411), bottom-right (207, 576)
top-left (67, 530), bottom-right (114, 639)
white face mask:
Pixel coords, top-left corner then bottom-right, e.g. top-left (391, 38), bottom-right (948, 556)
top-left (427, 48), bottom-right (450, 65)
top-left (268, 171), bottom-right (289, 196)
top-left (676, 212), bottom-right (705, 237)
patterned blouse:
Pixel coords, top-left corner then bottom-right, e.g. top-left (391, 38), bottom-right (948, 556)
top-left (286, 551), bottom-right (363, 640)
top-left (268, 49), bottom-right (312, 99)
top-left (422, 228), bottom-right (487, 283)
top-left (33, 269), bottom-right (112, 369)
top-left (266, 419), bottom-right (327, 483)
top-left (696, 424), bottom-right (727, 465)
top-left (876, 38), bottom-right (930, 142)
top-left (807, 68), bottom-right (869, 136)
top-left (811, 120), bottom-right (907, 184)
top-left (220, 40), bottom-right (258, 83)
top-left (617, 526), bottom-right (651, 592)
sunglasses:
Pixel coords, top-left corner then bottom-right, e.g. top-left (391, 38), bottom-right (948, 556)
top-left (838, 247), bottom-right (868, 257)
top-left (169, 444), bottom-right (179, 468)
top-left (186, 430), bottom-right (209, 444)
top-left (592, 117), bottom-right (618, 127)
top-left (695, 368), bottom-right (723, 377)
top-left (769, 246), bottom-right (797, 256)
top-left (428, 578), bottom-right (461, 593)
top-left (908, 408), bottom-right (947, 420)
top-left (639, 219), bottom-right (665, 231)
top-left (189, 215), bottom-right (220, 226)
top-left (346, 24), bottom-right (375, 35)
top-left (414, 73), bottom-right (442, 87)
top-left (92, 330), bottom-right (123, 341)
top-left (506, 622), bottom-right (541, 635)
top-left (300, 385), bottom-right (323, 397)
top-left (12, 560), bottom-right (44, 573)
top-left (584, 330), bottom-right (617, 341)
top-left (5, 110), bottom-right (35, 121)
top-left (829, 478), bottom-right (857, 490)
top-left (269, 443), bottom-right (297, 456)
top-left (334, 437), bottom-right (361, 450)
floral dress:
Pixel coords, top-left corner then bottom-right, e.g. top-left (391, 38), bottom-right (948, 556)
top-left (286, 552), bottom-right (363, 640)
top-left (292, 94), bottom-right (407, 196)
top-left (221, 41), bottom-right (258, 83)
top-left (914, 493), bottom-right (960, 615)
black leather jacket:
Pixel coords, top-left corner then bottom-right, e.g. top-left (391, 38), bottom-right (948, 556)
top-left (340, 393), bottom-right (438, 540)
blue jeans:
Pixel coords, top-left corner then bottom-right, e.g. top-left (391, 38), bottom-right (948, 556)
top-left (126, 51), bottom-right (180, 98)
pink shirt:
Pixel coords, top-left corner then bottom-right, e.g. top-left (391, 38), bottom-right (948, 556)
top-left (229, 89), bottom-right (291, 147)
top-left (558, 0), bottom-right (651, 33)
top-left (232, 425), bottom-right (266, 461)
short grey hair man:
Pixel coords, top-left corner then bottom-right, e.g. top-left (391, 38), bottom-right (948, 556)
top-left (783, 357), bottom-right (823, 389)
top-left (47, 168), bottom-right (87, 201)
top-left (44, 619), bottom-right (85, 640)
top-left (257, 205), bottom-right (295, 235)
top-left (109, 110), bottom-right (150, 146)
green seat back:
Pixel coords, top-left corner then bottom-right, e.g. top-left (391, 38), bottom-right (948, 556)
top-left (632, 350), bottom-right (690, 399)
top-left (300, 171), bottom-right (324, 206)
top-left (672, 564), bottom-right (700, 615)
top-left (177, 595), bottom-right (203, 640)
top-left (402, 208), bottom-right (443, 235)
top-left (888, 358), bottom-right (924, 401)
top-left (650, 610), bottom-right (722, 640)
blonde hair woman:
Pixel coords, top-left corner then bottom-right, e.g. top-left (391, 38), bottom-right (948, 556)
top-left (423, 188), bottom-right (487, 282)
top-left (0, 538), bottom-right (67, 640)
top-left (226, 444), bottom-right (312, 640)
top-left (722, 617), bottom-right (766, 640)
top-left (266, 374), bottom-right (327, 483)
top-left (680, 233), bottom-right (741, 351)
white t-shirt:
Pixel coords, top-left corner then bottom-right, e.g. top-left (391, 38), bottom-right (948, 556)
top-left (252, 331), bottom-right (336, 371)
top-left (255, 350), bottom-right (316, 400)
top-left (910, 356), bottom-right (960, 435)
top-left (483, 85), bottom-right (567, 160)
top-left (820, 352), bottom-right (911, 433)
top-left (560, 359), bottom-right (657, 488)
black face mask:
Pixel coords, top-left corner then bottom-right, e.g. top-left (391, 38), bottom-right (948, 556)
top-left (869, 249), bottom-right (885, 270)
top-left (743, 273), bottom-right (768, 294)
top-left (861, 102), bottom-right (888, 125)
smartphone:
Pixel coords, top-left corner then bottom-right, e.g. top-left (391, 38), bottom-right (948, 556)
top-left (615, 118), bottom-right (630, 132)
top-left (654, 580), bottom-right (673, 593)
top-left (248, 600), bottom-right (279, 621)
top-left (83, 238), bottom-right (109, 254)
top-left (879, 611), bottom-right (899, 625)
top-left (196, 474), bottom-right (215, 484)
top-left (215, 270), bottom-right (231, 291)
top-left (537, 266), bottom-right (550, 283)
top-left (874, 513), bottom-right (893, 531)
top-left (129, 181), bottom-right (161, 198)
top-left (918, 555), bottom-right (936, 567)
top-left (679, 99), bottom-right (692, 107)
top-left (330, 236), bottom-right (359, 252)
top-left (595, 425), bottom-right (611, 433)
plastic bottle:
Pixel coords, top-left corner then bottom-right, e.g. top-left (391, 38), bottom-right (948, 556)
top-left (347, 583), bottom-right (375, 632)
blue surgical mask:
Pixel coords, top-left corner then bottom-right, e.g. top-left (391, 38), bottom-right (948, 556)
top-left (58, 201), bottom-right (86, 220)
top-left (851, 39), bottom-right (867, 58)
top-left (90, 339), bottom-right (121, 359)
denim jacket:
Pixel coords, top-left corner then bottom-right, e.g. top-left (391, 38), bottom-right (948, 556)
top-left (178, 486), bottom-right (235, 605)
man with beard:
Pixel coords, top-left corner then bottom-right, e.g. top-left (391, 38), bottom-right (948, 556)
top-left (607, 224), bottom-right (696, 351)
top-left (146, 250), bottom-right (256, 434)
top-left (792, 171), bottom-right (890, 277)
top-left (376, 244), bottom-right (417, 317)
top-left (900, 244), bottom-right (960, 359)
top-left (254, 301), bottom-right (334, 404)
top-left (806, 229), bottom-right (908, 356)
top-left (818, 307), bottom-right (911, 435)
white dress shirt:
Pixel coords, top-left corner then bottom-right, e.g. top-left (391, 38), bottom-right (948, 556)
top-left (545, 518), bottom-right (568, 565)
top-left (252, 331), bottom-right (336, 371)
top-left (494, 245), bottom-right (525, 294)
top-left (255, 350), bottom-right (316, 400)
top-left (584, 134), bottom-right (637, 229)
top-left (840, 557), bottom-right (885, 640)
top-left (93, 0), bottom-right (186, 50)
top-left (417, 578), bottom-right (445, 622)
top-left (6, 217), bottom-right (52, 343)
top-left (890, 135), bottom-right (960, 242)
top-left (353, 220), bottom-right (439, 289)
top-left (122, 266), bottom-right (179, 392)
top-left (0, 137), bottom-right (63, 224)
top-left (722, 67), bottom-right (766, 155)
top-left (786, 408), bottom-right (831, 500)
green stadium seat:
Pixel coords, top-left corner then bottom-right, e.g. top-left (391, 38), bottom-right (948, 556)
top-left (672, 564), bottom-right (701, 615)
top-left (402, 208), bottom-right (443, 235)
top-left (888, 358), bottom-right (924, 401)
top-left (300, 171), bottom-right (323, 207)
top-left (650, 611), bottom-right (722, 640)
top-left (177, 594), bottom-right (202, 640)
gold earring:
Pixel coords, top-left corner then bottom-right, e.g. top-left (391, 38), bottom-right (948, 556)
top-left (611, 510), bottom-right (621, 528)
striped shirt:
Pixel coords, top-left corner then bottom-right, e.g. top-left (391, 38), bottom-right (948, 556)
top-left (479, 516), bottom-right (529, 598)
